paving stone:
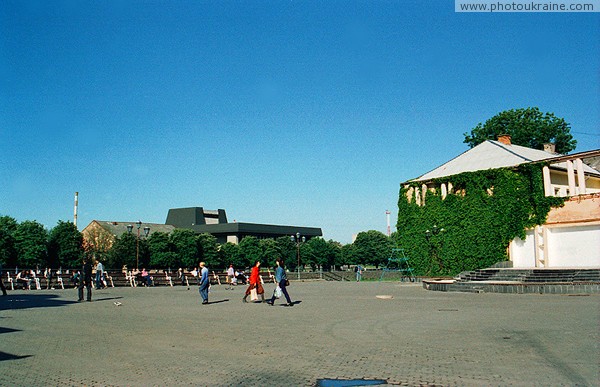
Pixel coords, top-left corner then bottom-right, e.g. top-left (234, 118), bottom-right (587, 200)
top-left (0, 282), bottom-right (598, 386)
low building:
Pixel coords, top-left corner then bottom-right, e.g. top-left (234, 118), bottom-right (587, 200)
top-left (165, 207), bottom-right (322, 244)
top-left (82, 207), bottom-right (322, 247)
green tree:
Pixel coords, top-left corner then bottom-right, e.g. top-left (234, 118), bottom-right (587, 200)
top-left (170, 229), bottom-right (199, 269)
top-left (148, 232), bottom-right (177, 269)
top-left (218, 242), bottom-right (242, 269)
top-left (13, 220), bottom-right (48, 268)
top-left (47, 221), bottom-right (84, 269)
top-left (238, 236), bottom-right (261, 268)
top-left (107, 233), bottom-right (136, 269)
top-left (197, 233), bottom-right (219, 268)
top-left (463, 107), bottom-right (577, 154)
top-left (353, 230), bottom-right (394, 268)
top-left (275, 236), bottom-right (296, 268)
top-left (0, 216), bottom-right (18, 267)
top-left (259, 238), bottom-right (279, 267)
top-left (340, 243), bottom-right (356, 268)
top-left (305, 237), bottom-right (330, 270)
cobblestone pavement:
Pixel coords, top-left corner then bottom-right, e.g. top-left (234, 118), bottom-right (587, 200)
top-left (0, 281), bottom-right (598, 386)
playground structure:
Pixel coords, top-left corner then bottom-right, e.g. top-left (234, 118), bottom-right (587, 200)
top-left (379, 248), bottom-right (415, 282)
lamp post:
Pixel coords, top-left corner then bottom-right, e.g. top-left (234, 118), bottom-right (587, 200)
top-left (425, 225), bottom-right (444, 274)
top-left (291, 232), bottom-right (305, 280)
top-left (127, 221), bottom-right (149, 269)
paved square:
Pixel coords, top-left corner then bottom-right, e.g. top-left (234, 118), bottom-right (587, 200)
top-left (1, 281), bottom-right (598, 386)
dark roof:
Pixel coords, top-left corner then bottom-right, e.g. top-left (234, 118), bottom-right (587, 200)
top-left (91, 221), bottom-right (176, 237)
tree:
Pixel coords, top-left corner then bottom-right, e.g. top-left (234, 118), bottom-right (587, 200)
top-left (352, 230), bottom-right (395, 268)
top-left (13, 220), bottom-right (48, 268)
top-left (218, 242), bottom-right (242, 269)
top-left (305, 237), bottom-right (331, 270)
top-left (238, 236), bottom-right (261, 268)
top-left (148, 232), bottom-right (177, 269)
top-left (197, 233), bottom-right (219, 268)
top-left (259, 238), bottom-right (279, 267)
top-left (170, 229), bottom-right (199, 269)
top-left (275, 236), bottom-right (296, 268)
top-left (107, 233), bottom-right (136, 269)
top-left (463, 107), bottom-right (577, 154)
top-left (47, 221), bottom-right (84, 269)
top-left (0, 216), bottom-right (18, 267)
top-left (82, 225), bottom-right (114, 264)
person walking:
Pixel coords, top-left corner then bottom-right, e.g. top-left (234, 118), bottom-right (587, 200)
top-left (95, 259), bottom-right (105, 289)
top-left (243, 260), bottom-right (265, 303)
top-left (198, 262), bottom-right (209, 304)
top-left (78, 258), bottom-right (93, 302)
top-left (267, 258), bottom-right (293, 307)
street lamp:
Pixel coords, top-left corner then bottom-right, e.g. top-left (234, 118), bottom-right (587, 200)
top-left (425, 225), bottom-right (445, 273)
top-left (127, 221), bottom-right (149, 269)
top-left (291, 232), bottom-right (305, 280)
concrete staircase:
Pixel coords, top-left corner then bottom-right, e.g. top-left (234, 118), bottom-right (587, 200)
top-left (423, 268), bottom-right (600, 294)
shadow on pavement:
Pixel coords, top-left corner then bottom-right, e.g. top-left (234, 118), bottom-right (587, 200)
top-left (0, 327), bottom-right (21, 334)
top-left (0, 294), bottom-right (76, 311)
top-left (0, 351), bottom-right (32, 362)
top-left (206, 299), bottom-right (229, 305)
top-left (94, 296), bottom-right (124, 303)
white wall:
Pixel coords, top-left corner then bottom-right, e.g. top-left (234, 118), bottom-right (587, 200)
top-left (547, 225), bottom-right (600, 267)
top-left (510, 230), bottom-right (536, 268)
top-left (510, 224), bottom-right (600, 268)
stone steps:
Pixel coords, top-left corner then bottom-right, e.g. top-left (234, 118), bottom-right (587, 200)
top-left (425, 268), bottom-right (600, 294)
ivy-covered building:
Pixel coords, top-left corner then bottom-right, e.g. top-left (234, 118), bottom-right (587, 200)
top-left (398, 135), bottom-right (600, 274)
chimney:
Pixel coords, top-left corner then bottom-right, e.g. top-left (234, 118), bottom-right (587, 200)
top-left (497, 134), bottom-right (512, 145)
top-left (543, 143), bottom-right (556, 154)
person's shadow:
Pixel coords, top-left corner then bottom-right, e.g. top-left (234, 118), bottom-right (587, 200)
top-left (205, 299), bottom-right (229, 305)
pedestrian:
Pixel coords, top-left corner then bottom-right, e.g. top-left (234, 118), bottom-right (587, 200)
top-left (267, 258), bottom-right (293, 307)
top-left (355, 264), bottom-right (363, 282)
top-left (44, 267), bottom-right (54, 289)
top-left (243, 260), bottom-right (265, 303)
top-left (198, 262), bottom-right (209, 304)
top-left (0, 261), bottom-right (7, 296)
top-left (78, 258), bottom-right (93, 302)
top-left (226, 264), bottom-right (236, 287)
top-left (95, 259), bottom-right (105, 289)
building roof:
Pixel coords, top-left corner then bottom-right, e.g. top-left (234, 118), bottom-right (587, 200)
top-left (410, 140), bottom-right (600, 183)
top-left (86, 220), bottom-right (176, 237)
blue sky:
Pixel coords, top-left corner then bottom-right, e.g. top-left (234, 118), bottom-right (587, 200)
top-left (1, 1), bottom-right (599, 244)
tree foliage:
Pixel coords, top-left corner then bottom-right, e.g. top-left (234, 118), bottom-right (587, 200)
top-left (463, 107), bottom-right (576, 154)
top-left (47, 221), bottom-right (83, 269)
top-left (13, 220), bottom-right (48, 268)
top-left (0, 216), bottom-right (18, 266)
top-left (352, 230), bottom-right (395, 268)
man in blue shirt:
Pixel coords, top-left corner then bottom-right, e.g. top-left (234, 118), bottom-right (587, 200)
top-left (198, 262), bottom-right (209, 304)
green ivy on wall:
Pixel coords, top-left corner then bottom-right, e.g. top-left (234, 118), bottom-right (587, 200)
top-left (395, 163), bottom-right (565, 276)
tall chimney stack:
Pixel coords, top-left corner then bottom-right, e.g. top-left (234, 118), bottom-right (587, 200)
top-left (74, 192), bottom-right (79, 228)
top-left (497, 134), bottom-right (512, 145)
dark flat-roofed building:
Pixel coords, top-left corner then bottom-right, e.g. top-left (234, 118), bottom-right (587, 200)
top-left (166, 207), bottom-right (322, 244)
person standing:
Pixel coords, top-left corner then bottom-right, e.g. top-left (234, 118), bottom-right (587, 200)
top-left (0, 261), bottom-right (7, 296)
top-left (243, 260), bottom-right (265, 303)
top-left (198, 262), bottom-right (209, 304)
top-left (78, 258), bottom-right (93, 302)
top-left (355, 264), bottom-right (363, 282)
top-left (267, 258), bottom-right (293, 307)
top-left (95, 259), bottom-right (105, 289)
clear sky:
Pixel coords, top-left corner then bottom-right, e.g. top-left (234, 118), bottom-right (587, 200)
top-left (1, 1), bottom-right (599, 244)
